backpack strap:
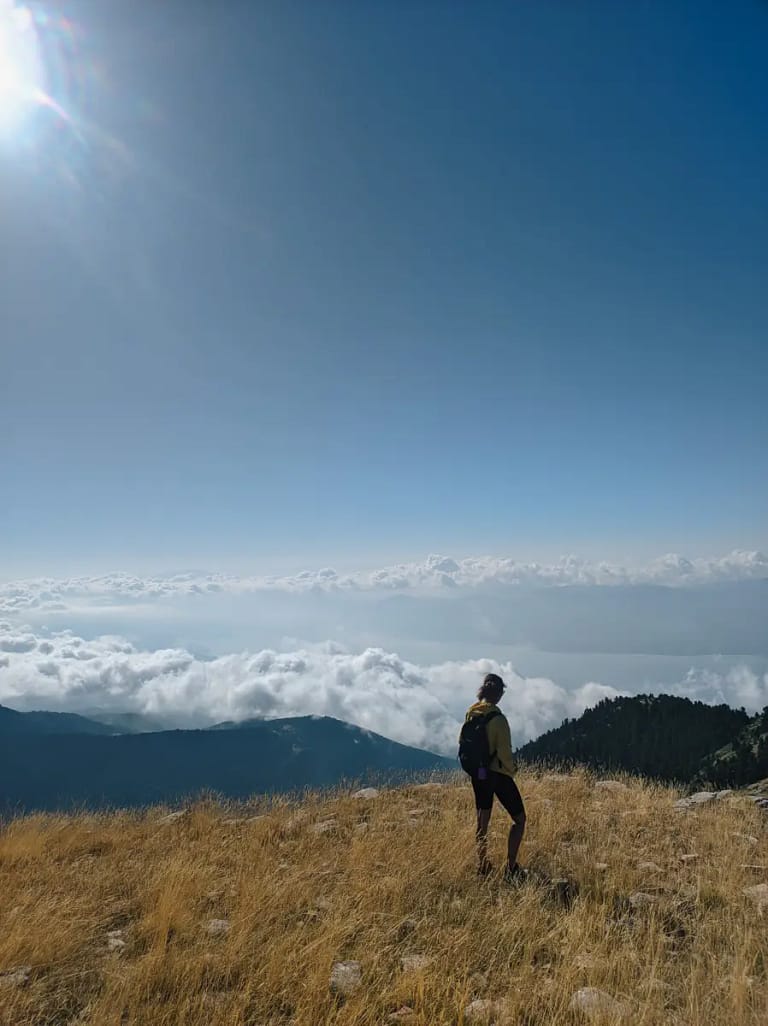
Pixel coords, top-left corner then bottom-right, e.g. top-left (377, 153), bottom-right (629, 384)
top-left (483, 708), bottom-right (502, 765)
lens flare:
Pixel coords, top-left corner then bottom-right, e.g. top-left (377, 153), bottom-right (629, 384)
top-left (0, 0), bottom-right (46, 135)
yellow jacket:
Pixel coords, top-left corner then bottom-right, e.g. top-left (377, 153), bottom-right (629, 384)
top-left (463, 701), bottom-right (517, 777)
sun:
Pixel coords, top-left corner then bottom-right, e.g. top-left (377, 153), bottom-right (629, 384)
top-left (0, 0), bottom-right (45, 136)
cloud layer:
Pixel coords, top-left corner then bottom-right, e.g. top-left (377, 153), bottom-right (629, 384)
top-left (2, 621), bottom-right (767, 755)
top-left (2, 549), bottom-right (767, 617)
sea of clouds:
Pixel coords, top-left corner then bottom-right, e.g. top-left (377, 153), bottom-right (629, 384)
top-left (1, 548), bottom-right (767, 754)
top-left (2, 549), bottom-right (767, 616)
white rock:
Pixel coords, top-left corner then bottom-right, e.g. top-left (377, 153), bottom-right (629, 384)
top-left (689, 791), bottom-right (718, 804)
top-left (594, 862), bottom-right (609, 872)
top-left (732, 833), bottom-right (758, 846)
top-left (595, 780), bottom-right (627, 793)
top-left (106, 928), bottom-right (126, 953)
top-left (352, 787), bottom-right (380, 799)
top-left (0, 966), bottom-right (31, 989)
top-left (716, 789), bottom-right (735, 799)
top-left (628, 891), bottom-right (659, 908)
top-left (413, 782), bottom-right (444, 791)
top-left (569, 987), bottom-right (629, 1019)
top-left (330, 960), bottom-right (362, 996)
top-left (674, 791), bottom-right (720, 811)
top-left (389, 1007), bottom-right (415, 1021)
top-left (205, 918), bottom-right (231, 937)
top-left (743, 883), bottom-right (768, 908)
top-left (463, 998), bottom-right (512, 1024)
top-left (311, 819), bottom-right (338, 835)
top-left (401, 954), bottom-right (433, 973)
top-left (637, 861), bottom-right (662, 873)
top-left (158, 810), bottom-right (189, 825)
top-left (680, 854), bottom-right (699, 863)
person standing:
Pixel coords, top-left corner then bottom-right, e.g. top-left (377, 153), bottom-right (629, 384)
top-left (459, 672), bottom-right (526, 880)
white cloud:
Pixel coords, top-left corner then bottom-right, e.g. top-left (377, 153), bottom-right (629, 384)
top-left (1, 621), bottom-right (766, 756)
top-left (1, 548), bottom-right (766, 617)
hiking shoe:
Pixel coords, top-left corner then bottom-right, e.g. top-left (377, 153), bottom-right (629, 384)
top-left (502, 863), bottom-right (529, 885)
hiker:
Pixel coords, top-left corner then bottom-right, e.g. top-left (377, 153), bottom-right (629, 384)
top-left (459, 672), bottom-right (526, 880)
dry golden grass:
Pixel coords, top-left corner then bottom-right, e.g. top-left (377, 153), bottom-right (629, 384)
top-left (1, 769), bottom-right (767, 1025)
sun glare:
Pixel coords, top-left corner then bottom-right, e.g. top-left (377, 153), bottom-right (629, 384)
top-left (0, 0), bottom-right (45, 136)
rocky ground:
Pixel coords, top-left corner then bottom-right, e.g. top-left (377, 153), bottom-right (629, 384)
top-left (1, 770), bottom-right (767, 1025)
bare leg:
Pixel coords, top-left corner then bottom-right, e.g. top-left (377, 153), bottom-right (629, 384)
top-left (506, 811), bottom-right (526, 871)
top-left (476, 807), bottom-right (492, 872)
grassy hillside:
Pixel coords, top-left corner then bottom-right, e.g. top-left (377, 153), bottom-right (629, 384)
top-left (1, 771), bottom-right (767, 1025)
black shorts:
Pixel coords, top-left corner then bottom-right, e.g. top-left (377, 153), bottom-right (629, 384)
top-left (471, 772), bottom-right (525, 818)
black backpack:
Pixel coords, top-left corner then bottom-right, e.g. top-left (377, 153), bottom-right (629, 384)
top-left (458, 709), bottom-right (501, 776)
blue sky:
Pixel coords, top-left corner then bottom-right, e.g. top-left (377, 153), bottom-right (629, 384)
top-left (2, 0), bottom-right (766, 576)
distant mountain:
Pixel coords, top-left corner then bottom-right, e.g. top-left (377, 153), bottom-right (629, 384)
top-left (79, 710), bottom-right (167, 734)
top-left (0, 703), bottom-right (115, 735)
top-left (0, 715), bottom-right (453, 813)
top-left (697, 707), bottom-right (768, 788)
top-left (516, 694), bottom-right (750, 784)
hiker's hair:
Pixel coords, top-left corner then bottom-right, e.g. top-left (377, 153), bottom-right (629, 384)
top-left (477, 672), bottom-right (505, 702)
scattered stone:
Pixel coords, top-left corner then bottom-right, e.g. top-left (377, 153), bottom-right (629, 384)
top-left (330, 960), bottom-right (362, 996)
top-left (595, 780), bottom-right (627, 793)
top-left (284, 813), bottom-right (307, 834)
top-left (352, 787), bottom-right (380, 799)
top-left (389, 1007), bottom-right (415, 1021)
top-left (401, 954), bottom-right (433, 973)
top-left (628, 891), bottom-right (659, 908)
top-left (743, 884), bottom-right (768, 909)
top-left (412, 782), bottom-right (444, 791)
top-left (106, 929), bottom-right (126, 953)
top-left (158, 810), bottom-right (189, 825)
top-left (680, 854), bottom-right (699, 863)
top-left (463, 997), bottom-right (512, 1024)
top-left (674, 789), bottom-right (737, 812)
top-left (311, 819), bottom-right (338, 835)
top-left (637, 861), bottom-right (662, 873)
top-left (354, 822), bottom-right (369, 835)
top-left (205, 918), bottom-right (231, 937)
top-left (569, 987), bottom-right (629, 1019)
top-left (543, 773), bottom-right (570, 783)
top-left (573, 953), bottom-right (600, 970)
top-left (732, 833), bottom-right (759, 846)
top-left (717, 789), bottom-right (735, 799)
top-left (0, 966), bottom-right (31, 989)
top-left (594, 862), bottom-right (609, 872)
